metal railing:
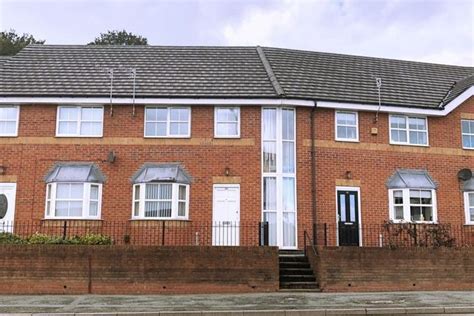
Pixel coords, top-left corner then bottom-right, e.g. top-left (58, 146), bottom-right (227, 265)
top-left (0, 220), bottom-right (271, 247)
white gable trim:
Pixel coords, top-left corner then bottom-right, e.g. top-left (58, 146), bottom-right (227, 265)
top-left (0, 97), bottom-right (315, 107)
top-left (317, 86), bottom-right (473, 117)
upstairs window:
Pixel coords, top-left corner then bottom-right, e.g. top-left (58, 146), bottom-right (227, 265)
top-left (44, 163), bottom-right (104, 219)
top-left (461, 120), bottom-right (474, 149)
top-left (56, 106), bottom-right (103, 137)
top-left (0, 106), bottom-right (19, 137)
top-left (389, 115), bottom-right (428, 146)
top-left (335, 111), bottom-right (358, 142)
top-left (145, 107), bottom-right (190, 138)
top-left (214, 107), bottom-right (240, 138)
top-left (131, 163), bottom-right (191, 220)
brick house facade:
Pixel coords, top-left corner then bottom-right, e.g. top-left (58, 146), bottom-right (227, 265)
top-left (0, 45), bottom-right (472, 249)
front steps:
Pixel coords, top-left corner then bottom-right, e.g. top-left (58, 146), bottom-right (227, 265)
top-left (279, 250), bottom-right (320, 291)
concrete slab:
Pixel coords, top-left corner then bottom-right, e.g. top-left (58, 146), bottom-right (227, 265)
top-left (366, 307), bottom-right (407, 314)
top-left (325, 308), bottom-right (367, 315)
top-left (444, 306), bottom-right (474, 314)
top-left (285, 309), bottom-right (326, 316)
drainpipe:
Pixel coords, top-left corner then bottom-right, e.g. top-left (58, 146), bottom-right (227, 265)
top-left (310, 102), bottom-right (317, 245)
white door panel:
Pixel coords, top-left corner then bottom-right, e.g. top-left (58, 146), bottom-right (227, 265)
top-left (213, 185), bottom-right (240, 246)
top-left (0, 183), bottom-right (17, 232)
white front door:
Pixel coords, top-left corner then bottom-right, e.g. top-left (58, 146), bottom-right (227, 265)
top-left (212, 184), bottom-right (240, 246)
top-left (0, 183), bottom-right (17, 232)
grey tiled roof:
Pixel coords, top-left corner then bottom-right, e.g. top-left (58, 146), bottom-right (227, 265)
top-left (0, 45), bottom-right (472, 109)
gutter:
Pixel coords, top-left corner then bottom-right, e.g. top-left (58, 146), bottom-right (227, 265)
top-left (311, 101), bottom-right (317, 245)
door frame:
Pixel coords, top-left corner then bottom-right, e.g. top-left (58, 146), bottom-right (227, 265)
top-left (335, 186), bottom-right (362, 246)
top-left (212, 184), bottom-right (241, 246)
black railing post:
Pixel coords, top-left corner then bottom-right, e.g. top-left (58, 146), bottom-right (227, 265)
top-left (161, 221), bottom-right (165, 246)
top-left (324, 223), bottom-right (328, 246)
top-left (62, 220), bottom-right (67, 240)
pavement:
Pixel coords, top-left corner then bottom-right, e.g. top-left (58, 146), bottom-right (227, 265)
top-left (0, 291), bottom-right (473, 315)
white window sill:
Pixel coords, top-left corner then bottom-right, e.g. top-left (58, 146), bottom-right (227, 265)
top-left (0, 134), bottom-right (18, 137)
top-left (389, 142), bottom-right (429, 147)
top-left (143, 135), bottom-right (191, 139)
top-left (462, 147), bottom-right (474, 150)
top-left (335, 138), bottom-right (359, 143)
top-left (130, 218), bottom-right (189, 221)
top-left (42, 218), bottom-right (102, 221)
top-left (55, 135), bottom-right (103, 138)
top-left (214, 135), bottom-right (241, 139)
top-left (389, 220), bottom-right (438, 224)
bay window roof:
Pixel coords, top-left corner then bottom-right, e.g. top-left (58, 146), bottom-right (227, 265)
top-left (45, 163), bottom-right (105, 183)
top-left (386, 169), bottom-right (437, 189)
top-left (131, 163), bottom-right (191, 184)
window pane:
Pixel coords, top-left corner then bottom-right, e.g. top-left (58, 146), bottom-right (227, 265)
top-left (178, 202), bottom-right (186, 217)
top-left (89, 201), bottom-right (98, 217)
top-left (146, 184), bottom-right (159, 199)
top-left (90, 185), bottom-right (99, 200)
top-left (263, 212), bottom-right (277, 246)
top-left (134, 201), bottom-right (140, 217)
top-left (159, 184), bottom-right (172, 200)
top-left (0, 121), bottom-right (16, 134)
top-left (421, 206), bottom-right (433, 221)
top-left (58, 121), bottom-right (78, 135)
top-left (282, 141), bottom-right (295, 173)
top-left (337, 126), bottom-right (347, 139)
top-left (409, 190), bottom-right (421, 204)
top-left (410, 206), bottom-right (422, 221)
top-left (146, 108), bottom-right (167, 121)
top-left (409, 131), bottom-right (427, 145)
top-left (463, 135), bottom-right (474, 148)
top-left (145, 122), bottom-right (166, 136)
top-left (145, 201), bottom-right (158, 217)
top-left (179, 185), bottom-right (186, 200)
top-left (70, 184), bottom-right (84, 199)
top-left (69, 201), bottom-right (82, 217)
top-left (59, 107), bottom-right (79, 121)
top-left (217, 123), bottom-right (238, 136)
top-left (282, 109), bottom-right (294, 140)
top-left (55, 201), bottom-right (68, 217)
top-left (0, 107), bottom-right (18, 120)
top-left (283, 212), bottom-right (296, 247)
top-left (81, 108), bottom-right (102, 121)
top-left (158, 201), bottom-right (172, 217)
top-left (391, 116), bottom-right (406, 128)
top-left (170, 108), bottom-right (189, 121)
top-left (339, 194), bottom-right (346, 222)
top-left (263, 109), bottom-right (276, 140)
top-left (217, 108), bottom-right (238, 122)
top-left (263, 177), bottom-right (276, 210)
top-left (80, 122), bottom-right (102, 136)
top-left (170, 122), bottom-right (189, 135)
top-left (337, 112), bottom-right (356, 125)
top-left (263, 141), bottom-right (277, 173)
top-left (420, 190), bottom-right (432, 204)
top-left (392, 130), bottom-right (407, 143)
top-left (393, 190), bottom-right (403, 204)
top-left (469, 193), bottom-right (474, 207)
top-left (282, 177), bottom-right (295, 211)
top-left (134, 185), bottom-right (140, 201)
top-left (395, 206), bottom-right (404, 220)
top-left (409, 117), bottom-right (426, 131)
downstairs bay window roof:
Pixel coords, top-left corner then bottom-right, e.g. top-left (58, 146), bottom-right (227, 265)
top-left (463, 174), bottom-right (474, 191)
top-left (44, 163), bottom-right (105, 183)
top-left (131, 163), bottom-right (191, 184)
top-left (386, 169), bottom-right (437, 190)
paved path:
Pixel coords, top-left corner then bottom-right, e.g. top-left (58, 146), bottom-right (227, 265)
top-left (0, 291), bottom-right (472, 314)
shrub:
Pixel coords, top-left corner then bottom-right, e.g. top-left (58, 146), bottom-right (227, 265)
top-left (0, 232), bottom-right (25, 244)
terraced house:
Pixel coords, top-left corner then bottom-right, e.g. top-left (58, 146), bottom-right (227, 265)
top-left (0, 45), bottom-right (472, 250)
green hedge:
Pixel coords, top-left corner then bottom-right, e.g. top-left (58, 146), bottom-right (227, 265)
top-left (0, 232), bottom-right (112, 245)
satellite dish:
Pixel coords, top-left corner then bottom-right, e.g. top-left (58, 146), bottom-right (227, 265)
top-left (457, 169), bottom-right (473, 181)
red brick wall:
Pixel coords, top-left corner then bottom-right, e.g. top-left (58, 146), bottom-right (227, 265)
top-left (307, 246), bottom-right (474, 292)
top-left (0, 245), bottom-right (279, 294)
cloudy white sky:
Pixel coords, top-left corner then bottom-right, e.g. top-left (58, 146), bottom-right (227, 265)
top-left (0, 0), bottom-right (473, 66)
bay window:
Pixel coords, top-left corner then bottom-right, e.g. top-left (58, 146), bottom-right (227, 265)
top-left (131, 163), bottom-right (192, 220)
top-left (44, 163), bottom-right (104, 219)
top-left (56, 106), bottom-right (103, 137)
top-left (0, 106), bottom-right (19, 137)
top-left (389, 115), bottom-right (428, 146)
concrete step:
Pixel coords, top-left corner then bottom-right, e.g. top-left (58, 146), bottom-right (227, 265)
top-left (280, 275), bottom-right (317, 283)
top-left (279, 256), bottom-right (309, 263)
top-left (279, 261), bottom-right (311, 269)
top-left (279, 268), bottom-right (314, 276)
top-left (279, 282), bottom-right (320, 289)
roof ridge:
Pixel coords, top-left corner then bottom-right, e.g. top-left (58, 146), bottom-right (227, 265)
top-left (256, 46), bottom-right (285, 97)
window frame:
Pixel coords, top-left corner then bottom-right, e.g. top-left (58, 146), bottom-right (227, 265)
top-left (335, 110), bottom-right (359, 142)
top-left (56, 105), bottom-right (104, 138)
top-left (132, 183), bottom-right (190, 220)
top-left (144, 106), bottom-right (191, 138)
top-left (461, 119), bottom-right (474, 150)
top-left (388, 188), bottom-right (437, 223)
top-left (389, 114), bottom-right (429, 147)
top-left (44, 182), bottom-right (102, 220)
top-left (464, 191), bottom-right (474, 225)
top-left (214, 106), bottom-right (241, 138)
top-left (0, 105), bottom-right (20, 137)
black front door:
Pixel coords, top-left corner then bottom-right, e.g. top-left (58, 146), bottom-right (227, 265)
top-left (337, 190), bottom-right (360, 246)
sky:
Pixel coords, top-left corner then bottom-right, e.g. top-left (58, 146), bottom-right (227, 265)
top-left (0, 0), bottom-right (473, 66)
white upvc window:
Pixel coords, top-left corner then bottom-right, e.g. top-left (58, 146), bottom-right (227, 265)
top-left (388, 189), bottom-right (437, 223)
top-left (335, 111), bottom-right (359, 142)
top-left (461, 120), bottom-right (474, 149)
top-left (45, 182), bottom-right (102, 219)
top-left (214, 107), bottom-right (240, 138)
top-left (0, 106), bottom-right (19, 137)
top-left (132, 183), bottom-right (189, 220)
top-left (56, 106), bottom-right (104, 137)
top-left (389, 115), bottom-right (428, 146)
top-left (144, 106), bottom-right (191, 138)
top-left (464, 192), bottom-right (474, 225)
